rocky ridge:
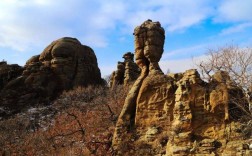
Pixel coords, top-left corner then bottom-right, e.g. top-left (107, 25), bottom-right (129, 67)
top-left (112, 20), bottom-right (252, 155)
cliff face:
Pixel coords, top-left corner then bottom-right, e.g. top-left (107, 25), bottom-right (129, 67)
top-left (0, 37), bottom-right (103, 117)
top-left (112, 20), bottom-right (252, 155)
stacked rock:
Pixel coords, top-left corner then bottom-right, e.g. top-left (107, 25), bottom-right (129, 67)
top-left (110, 52), bottom-right (140, 88)
top-left (123, 52), bottom-right (140, 86)
top-left (134, 19), bottom-right (165, 75)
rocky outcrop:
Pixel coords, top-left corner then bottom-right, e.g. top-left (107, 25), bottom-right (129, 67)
top-left (123, 52), bottom-right (140, 86)
top-left (110, 52), bottom-right (140, 88)
top-left (112, 20), bottom-right (252, 155)
top-left (110, 62), bottom-right (125, 87)
top-left (112, 19), bottom-right (166, 154)
top-left (0, 61), bottom-right (23, 90)
top-left (0, 37), bottom-right (103, 117)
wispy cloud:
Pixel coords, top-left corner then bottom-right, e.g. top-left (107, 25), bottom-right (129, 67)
top-left (214, 0), bottom-right (252, 23)
top-left (220, 22), bottom-right (252, 36)
top-left (0, 0), bottom-right (216, 52)
top-left (123, 0), bottom-right (214, 32)
top-left (160, 55), bottom-right (208, 74)
top-left (0, 0), bottom-right (126, 51)
top-left (162, 44), bottom-right (209, 60)
top-left (1, 0), bottom-right (252, 77)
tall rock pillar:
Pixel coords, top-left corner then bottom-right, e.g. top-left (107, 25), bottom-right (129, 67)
top-left (112, 20), bottom-right (172, 155)
top-left (134, 19), bottom-right (165, 75)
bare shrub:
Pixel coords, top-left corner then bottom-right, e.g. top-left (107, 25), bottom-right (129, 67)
top-left (197, 45), bottom-right (252, 90)
top-left (196, 45), bottom-right (252, 137)
top-left (0, 84), bottom-right (129, 155)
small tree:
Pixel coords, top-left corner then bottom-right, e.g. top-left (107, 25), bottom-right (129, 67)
top-left (196, 45), bottom-right (252, 115)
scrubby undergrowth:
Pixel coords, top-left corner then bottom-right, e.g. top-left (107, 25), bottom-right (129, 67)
top-left (0, 85), bottom-right (129, 156)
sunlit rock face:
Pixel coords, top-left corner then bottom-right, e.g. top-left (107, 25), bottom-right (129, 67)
top-left (0, 37), bottom-right (103, 117)
top-left (134, 19), bottom-right (165, 75)
top-left (112, 20), bottom-right (251, 156)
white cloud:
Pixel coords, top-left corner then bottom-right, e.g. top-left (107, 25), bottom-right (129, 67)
top-left (0, 0), bottom-right (251, 59)
top-left (162, 44), bottom-right (208, 60)
top-left (160, 55), bottom-right (208, 74)
top-left (0, 0), bottom-right (216, 52)
top-left (80, 33), bottom-right (108, 48)
top-left (0, 0), bottom-right (127, 51)
top-left (215, 0), bottom-right (252, 23)
top-left (0, 0), bottom-right (75, 51)
top-left (123, 0), bottom-right (214, 32)
top-left (220, 22), bottom-right (252, 36)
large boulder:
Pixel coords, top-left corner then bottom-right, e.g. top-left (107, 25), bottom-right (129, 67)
top-left (0, 37), bottom-right (103, 117)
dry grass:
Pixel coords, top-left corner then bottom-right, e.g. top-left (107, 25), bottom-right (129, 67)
top-left (0, 85), bottom-right (129, 156)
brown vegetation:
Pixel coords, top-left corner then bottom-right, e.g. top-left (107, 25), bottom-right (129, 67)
top-left (0, 85), bottom-right (129, 156)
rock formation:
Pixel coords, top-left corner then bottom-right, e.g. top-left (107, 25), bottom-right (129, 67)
top-left (0, 61), bottom-right (23, 90)
top-left (110, 61), bottom-right (125, 87)
top-left (0, 37), bottom-right (103, 117)
top-left (112, 20), bottom-right (252, 155)
top-left (110, 52), bottom-right (140, 88)
top-left (123, 52), bottom-right (140, 86)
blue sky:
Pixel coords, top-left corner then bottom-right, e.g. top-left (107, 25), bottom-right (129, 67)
top-left (0, 0), bottom-right (252, 76)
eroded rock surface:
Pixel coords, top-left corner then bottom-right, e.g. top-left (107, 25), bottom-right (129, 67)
top-left (112, 20), bottom-right (252, 156)
top-left (0, 37), bottom-right (103, 117)
top-left (110, 52), bottom-right (140, 88)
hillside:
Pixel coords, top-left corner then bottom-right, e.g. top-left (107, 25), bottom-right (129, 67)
top-left (0, 20), bottom-right (252, 156)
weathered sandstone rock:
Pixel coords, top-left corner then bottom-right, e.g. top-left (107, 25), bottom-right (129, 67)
top-left (123, 52), bottom-right (140, 86)
top-left (110, 52), bottom-right (140, 88)
top-left (112, 19), bottom-right (167, 155)
top-left (111, 61), bottom-right (125, 87)
top-left (112, 20), bottom-right (251, 156)
top-left (134, 19), bottom-right (165, 74)
top-left (0, 37), bottom-right (103, 117)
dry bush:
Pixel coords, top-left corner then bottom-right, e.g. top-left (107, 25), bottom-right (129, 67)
top-left (197, 45), bottom-right (252, 90)
top-left (0, 84), bottom-right (129, 156)
top-left (196, 45), bottom-right (252, 137)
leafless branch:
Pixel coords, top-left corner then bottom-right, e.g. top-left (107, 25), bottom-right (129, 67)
top-left (196, 45), bottom-right (252, 117)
